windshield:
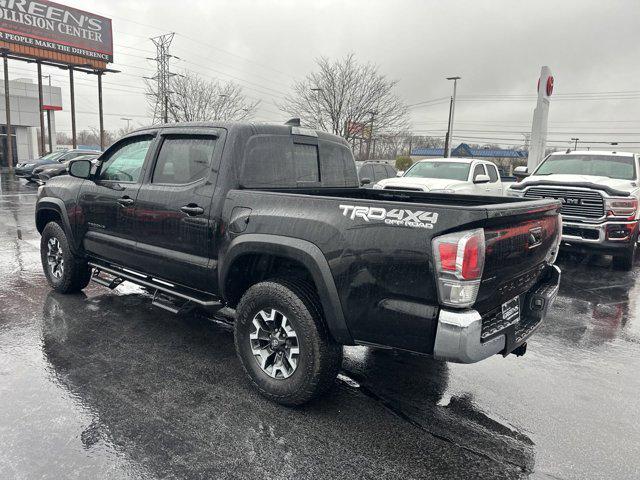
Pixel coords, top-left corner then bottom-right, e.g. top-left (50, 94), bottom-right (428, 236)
top-left (39, 151), bottom-right (66, 161)
top-left (404, 161), bottom-right (470, 181)
top-left (535, 154), bottom-right (637, 180)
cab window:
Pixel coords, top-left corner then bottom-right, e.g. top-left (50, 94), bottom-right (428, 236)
top-left (152, 136), bottom-right (217, 184)
top-left (359, 164), bottom-right (374, 182)
top-left (373, 164), bottom-right (388, 181)
top-left (486, 164), bottom-right (499, 182)
top-left (100, 136), bottom-right (153, 183)
top-left (472, 164), bottom-right (486, 181)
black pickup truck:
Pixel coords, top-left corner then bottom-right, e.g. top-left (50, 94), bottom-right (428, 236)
top-left (35, 122), bottom-right (562, 405)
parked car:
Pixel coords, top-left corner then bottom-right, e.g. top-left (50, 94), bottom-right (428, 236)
top-left (36, 122), bottom-right (561, 405)
top-left (15, 149), bottom-right (101, 181)
top-left (33, 153), bottom-right (100, 185)
top-left (373, 158), bottom-right (504, 195)
top-left (356, 160), bottom-right (397, 187)
top-left (508, 150), bottom-right (640, 270)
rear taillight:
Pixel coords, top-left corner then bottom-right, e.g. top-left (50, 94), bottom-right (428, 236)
top-left (432, 229), bottom-right (485, 308)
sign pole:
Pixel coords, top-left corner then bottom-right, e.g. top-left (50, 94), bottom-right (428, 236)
top-left (528, 66), bottom-right (554, 171)
top-left (69, 67), bottom-right (77, 149)
top-left (46, 110), bottom-right (52, 152)
top-left (3, 52), bottom-right (13, 171)
top-left (97, 71), bottom-right (104, 150)
top-left (36, 61), bottom-right (46, 156)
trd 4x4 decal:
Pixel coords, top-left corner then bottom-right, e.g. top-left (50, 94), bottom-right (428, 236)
top-left (339, 205), bottom-right (439, 229)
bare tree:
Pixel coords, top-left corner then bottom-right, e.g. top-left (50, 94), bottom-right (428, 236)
top-left (146, 71), bottom-right (260, 123)
top-left (280, 54), bottom-right (409, 141)
top-left (56, 132), bottom-right (72, 145)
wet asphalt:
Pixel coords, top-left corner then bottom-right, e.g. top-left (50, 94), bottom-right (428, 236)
top-left (0, 172), bottom-right (638, 480)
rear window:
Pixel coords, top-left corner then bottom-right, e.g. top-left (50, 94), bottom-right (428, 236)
top-left (320, 140), bottom-right (358, 186)
top-left (293, 143), bottom-right (320, 182)
top-left (241, 135), bottom-right (357, 187)
top-left (535, 154), bottom-right (637, 180)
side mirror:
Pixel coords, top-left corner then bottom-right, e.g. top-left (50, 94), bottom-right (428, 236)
top-left (68, 159), bottom-right (93, 179)
top-left (513, 166), bottom-right (529, 182)
top-left (396, 171), bottom-right (404, 177)
top-left (474, 174), bottom-right (490, 184)
top-left (360, 177), bottom-right (371, 186)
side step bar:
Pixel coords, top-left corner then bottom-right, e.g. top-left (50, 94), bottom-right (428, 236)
top-left (88, 262), bottom-right (223, 312)
top-left (91, 269), bottom-right (124, 289)
top-left (151, 291), bottom-right (192, 314)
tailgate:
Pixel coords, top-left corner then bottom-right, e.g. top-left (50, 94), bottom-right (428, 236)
top-left (474, 200), bottom-right (561, 314)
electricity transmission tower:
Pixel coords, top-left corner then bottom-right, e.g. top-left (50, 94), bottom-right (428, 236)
top-left (146, 33), bottom-right (178, 123)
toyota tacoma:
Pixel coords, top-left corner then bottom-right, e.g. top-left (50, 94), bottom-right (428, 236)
top-left (35, 121), bottom-right (562, 405)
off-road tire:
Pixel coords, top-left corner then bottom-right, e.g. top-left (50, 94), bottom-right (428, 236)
top-left (41, 221), bottom-right (92, 293)
top-left (613, 243), bottom-right (637, 271)
top-left (234, 278), bottom-right (343, 406)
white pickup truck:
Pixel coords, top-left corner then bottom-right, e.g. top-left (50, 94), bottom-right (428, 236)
top-left (372, 158), bottom-right (504, 196)
top-left (508, 150), bottom-right (640, 270)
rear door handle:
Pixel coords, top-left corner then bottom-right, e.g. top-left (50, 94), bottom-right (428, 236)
top-left (117, 196), bottom-right (135, 207)
top-left (181, 204), bottom-right (205, 216)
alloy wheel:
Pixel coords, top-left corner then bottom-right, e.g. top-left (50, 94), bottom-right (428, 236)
top-left (249, 308), bottom-right (300, 379)
top-left (47, 237), bottom-right (64, 279)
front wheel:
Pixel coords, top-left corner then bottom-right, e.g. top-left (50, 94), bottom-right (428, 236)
top-left (40, 221), bottom-right (92, 293)
top-left (234, 279), bottom-right (343, 406)
top-left (612, 239), bottom-right (637, 271)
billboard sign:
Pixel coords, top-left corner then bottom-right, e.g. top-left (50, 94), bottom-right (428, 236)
top-left (0, 0), bottom-right (113, 62)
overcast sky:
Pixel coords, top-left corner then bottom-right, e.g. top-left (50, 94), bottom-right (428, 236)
top-left (9, 0), bottom-right (640, 150)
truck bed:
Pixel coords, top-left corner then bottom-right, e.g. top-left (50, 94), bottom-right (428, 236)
top-left (226, 187), bottom-right (561, 354)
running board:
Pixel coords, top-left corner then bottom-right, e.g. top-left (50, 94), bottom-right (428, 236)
top-left (151, 291), bottom-right (193, 314)
top-left (91, 269), bottom-right (124, 289)
top-left (88, 261), bottom-right (223, 309)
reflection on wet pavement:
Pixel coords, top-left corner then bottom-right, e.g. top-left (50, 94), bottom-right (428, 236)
top-left (1, 173), bottom-right (639, 480)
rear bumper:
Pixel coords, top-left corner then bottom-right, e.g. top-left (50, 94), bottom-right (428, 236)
top-left (433, 265), bottom-right (561, 363)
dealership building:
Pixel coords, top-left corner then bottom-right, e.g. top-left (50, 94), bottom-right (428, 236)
top-left (0, 77), bottom-right (61, 169)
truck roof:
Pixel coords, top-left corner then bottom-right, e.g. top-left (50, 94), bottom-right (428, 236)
top-left (417, 157), bottom-right (490, 164)
top-left (549, 150), bottom-right (636, 157)
top-left (128, 121), bottom-right (349, 145)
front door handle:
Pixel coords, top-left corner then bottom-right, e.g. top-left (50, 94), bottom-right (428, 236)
top-left (181, 204), bottom-right (205, 216)
top-left (117, 196), bottom-right (135, 207)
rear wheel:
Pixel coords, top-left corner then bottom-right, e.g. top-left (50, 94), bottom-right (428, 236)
top-left (234, 279), bottom-right (343, 406)
top-left (41, 222), bottom-right (92, 293)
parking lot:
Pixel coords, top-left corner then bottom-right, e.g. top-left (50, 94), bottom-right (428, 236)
top-left (1, 172), bottom-right (638, 480)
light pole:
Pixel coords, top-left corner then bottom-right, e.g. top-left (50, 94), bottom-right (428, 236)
top-left (43, 74), bottom-right (53, 153)
top-left (311, 87), bottom-right (323, 128)
top-left (444, 76), bottom-right (460, 158)
top-left (571, 137), bottom-right (579, 150)
top-left (366, 111), bottom-right (377, 160)
top-left (121, 117), bottom-right (133, 130)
